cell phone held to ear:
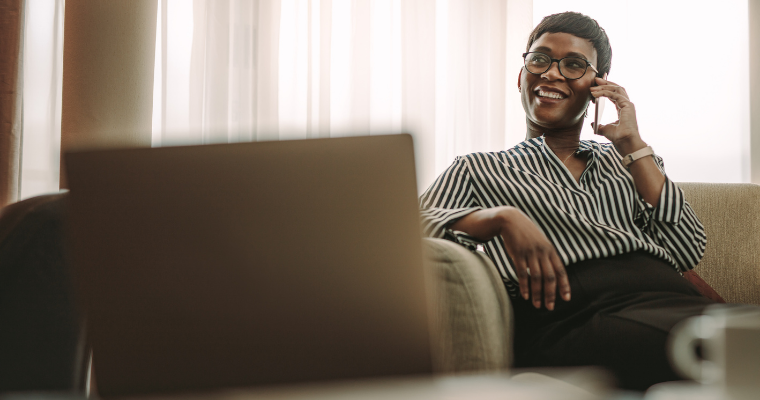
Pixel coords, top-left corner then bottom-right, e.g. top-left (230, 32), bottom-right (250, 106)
top-left (593, 73), bottom-right (608, 136)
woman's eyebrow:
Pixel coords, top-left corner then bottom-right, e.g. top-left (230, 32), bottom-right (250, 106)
top-left (532, 46), bottom-right (591, 60)
top-left (566, 51), bottom-right (591, 60)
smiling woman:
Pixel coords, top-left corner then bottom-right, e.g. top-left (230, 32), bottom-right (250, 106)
top-left (418, 11), bottom-right (730, 391)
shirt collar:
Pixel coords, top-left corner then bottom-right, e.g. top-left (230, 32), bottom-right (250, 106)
top-left (531, 134), bottom-right (598, 156)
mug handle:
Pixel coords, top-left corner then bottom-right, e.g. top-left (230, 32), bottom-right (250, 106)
top-left (668, 315), bottom-right (719, 382)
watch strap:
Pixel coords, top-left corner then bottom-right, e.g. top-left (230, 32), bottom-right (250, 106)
top-left (621, 146), bottom-right (654, 168)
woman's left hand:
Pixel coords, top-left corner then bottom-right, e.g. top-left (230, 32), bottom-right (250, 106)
top-left (589, 77), bottom-right (644, 152)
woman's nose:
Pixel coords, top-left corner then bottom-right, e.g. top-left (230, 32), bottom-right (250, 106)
top-left (541, 61), bottom-right (563, 80)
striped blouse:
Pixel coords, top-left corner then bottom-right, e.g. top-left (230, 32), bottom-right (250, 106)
top-left (419, 136), bottom-right (706, 298)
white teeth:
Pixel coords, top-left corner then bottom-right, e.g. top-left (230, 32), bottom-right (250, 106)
top-left (537, 90), bottom-right (564, 99)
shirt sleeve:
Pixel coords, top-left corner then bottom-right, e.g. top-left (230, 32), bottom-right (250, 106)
top-left (634, 155), bottom-right (707, 271)
top-left (419, 156), bottom-right (484, 250)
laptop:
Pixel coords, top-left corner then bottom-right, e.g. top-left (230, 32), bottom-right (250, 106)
top-left (64, 134), bottom-right (433, 396)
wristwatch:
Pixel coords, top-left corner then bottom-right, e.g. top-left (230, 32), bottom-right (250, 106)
top-left (621, 146), bottom-right (654, 168)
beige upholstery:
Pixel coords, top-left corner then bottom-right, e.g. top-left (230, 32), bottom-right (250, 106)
top-left (424, 238), bottom-right (512, 373)
top-left (679, 183), bottom-right (760, 305)
top-left (425, 182), bottom-right (760, 373)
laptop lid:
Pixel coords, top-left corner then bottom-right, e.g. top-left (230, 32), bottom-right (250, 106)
top-left (64, 134), bottom-right (432, 396)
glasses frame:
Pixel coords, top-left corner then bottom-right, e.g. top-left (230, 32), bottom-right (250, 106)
top-left (522, 52), bottom-right (599, 80)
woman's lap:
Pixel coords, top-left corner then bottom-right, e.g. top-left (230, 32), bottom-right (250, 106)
top-left (511, 251), bottom-right (717, 391)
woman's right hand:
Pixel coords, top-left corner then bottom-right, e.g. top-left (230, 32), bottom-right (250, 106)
top-left (497, 207), bottom-right (571, 310)
top-left (451, 206), bottom-right (570, 310)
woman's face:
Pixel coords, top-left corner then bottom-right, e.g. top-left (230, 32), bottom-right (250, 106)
top-left (520, 32), bottom-right (598, 131)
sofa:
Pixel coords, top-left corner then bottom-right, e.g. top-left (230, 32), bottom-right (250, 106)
top-left (425, 182), bottom-right (760, 374)
top-left (2, 182), bottom-right (758, 392)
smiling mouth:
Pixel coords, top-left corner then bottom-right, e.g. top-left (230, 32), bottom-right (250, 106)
top-left (536, 90), bottom-right (566, 100)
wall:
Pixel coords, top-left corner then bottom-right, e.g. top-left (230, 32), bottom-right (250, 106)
top-left (60, 0), bottom-right (158, 187)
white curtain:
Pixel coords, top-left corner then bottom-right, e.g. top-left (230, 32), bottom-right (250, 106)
top-left (153, 0), bottom-right (530, 191)
top-left (17, 1), bottom-right (752, 201)
top-left (19, 0), bottom-right (64, 199)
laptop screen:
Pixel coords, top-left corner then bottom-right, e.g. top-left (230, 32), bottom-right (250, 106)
top-left (65, 134), bottom-right (433, 396)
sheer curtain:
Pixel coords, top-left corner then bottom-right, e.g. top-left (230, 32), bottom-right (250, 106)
top-left (153, 0), bottom-right (531, 191)
top-left (14, 1), bottom-right (756, 202)
top-left (19, 0), bottom-right (64, 200)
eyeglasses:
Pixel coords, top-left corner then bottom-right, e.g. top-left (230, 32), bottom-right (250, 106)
top-left (522, 52), bottom-right (598, 80)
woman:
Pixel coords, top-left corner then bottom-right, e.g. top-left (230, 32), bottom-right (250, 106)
top-left (419, 12), bottom-right (715, 391)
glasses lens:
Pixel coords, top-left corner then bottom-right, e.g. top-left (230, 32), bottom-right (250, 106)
top-left (525, 53), bottom-right (551, 74)
top-left (559, 57), bottom-right (588, 79)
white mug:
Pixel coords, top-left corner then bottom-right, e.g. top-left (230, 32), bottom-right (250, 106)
top-left (668, 304), bottom-right (760, 399)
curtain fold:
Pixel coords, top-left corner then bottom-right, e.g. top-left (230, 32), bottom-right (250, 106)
top-left (0, 0), bottom-right (25, 207)
top-left (154, 0), bottom-right (529, 190)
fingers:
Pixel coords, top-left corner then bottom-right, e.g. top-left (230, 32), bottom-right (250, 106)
top-left (515, 258), bottom-right (530, 301)
top-left (591, 118), bottom-right (620, 131)
top-left (591, 77), bottom-right (626, 91)
top-left (594, 76), bottom-right (621, 88)
top-left (592, 89), bottom-right (629, 104)
top-left (591, 90), bottom-right (632, 110)
top-left (540, 254), bottom-right (557, 311)
top-left (590, 121), bottom-right (610, 136)
top-left (528, 257), bottom-right (543, 309)
top-left (496, 210), bottom-right (570, 310)
top-left (540, 251), bottom-right (569, 311)
top-left (515, 250), bottom-right (569, 310)
top-left (591, 82), bottom-right (630, 106)
top-left (551, 252), bottom-right (570, 302)
top-left (593, 82), bottom-right (627, 95)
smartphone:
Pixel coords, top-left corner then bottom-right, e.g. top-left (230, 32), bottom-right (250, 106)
top-left (593, 73), bottom-right (608, 136)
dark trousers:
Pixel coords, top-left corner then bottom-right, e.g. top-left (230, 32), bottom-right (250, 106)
top-left (512, 251), bottom-right (717, 391)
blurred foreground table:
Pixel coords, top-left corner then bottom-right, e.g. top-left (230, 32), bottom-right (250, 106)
top-left (2, 370), bottom-right (627, 400)
top-left (128, 374), bottom-right (606, 400)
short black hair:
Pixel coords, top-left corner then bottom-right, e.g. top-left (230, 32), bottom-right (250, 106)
top-left (526, 12), bottom-right (612, 77)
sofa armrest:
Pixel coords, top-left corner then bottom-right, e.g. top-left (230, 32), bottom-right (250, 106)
top-left (423, 238), bottom-right (512, 373)
top-left (678, 183), bottom-right (760, 305)
top-left (0, 192), bottom-right (87, 391)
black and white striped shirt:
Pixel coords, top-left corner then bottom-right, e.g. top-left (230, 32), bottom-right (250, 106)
top-left (419, 136), bottom-right (706, 298)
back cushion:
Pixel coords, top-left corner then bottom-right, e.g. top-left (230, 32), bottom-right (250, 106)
top-left (678, 183), bottom-right (760, 305)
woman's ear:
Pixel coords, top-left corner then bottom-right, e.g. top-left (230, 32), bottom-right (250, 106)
top-left (517, 69), bottom-right (522, 92)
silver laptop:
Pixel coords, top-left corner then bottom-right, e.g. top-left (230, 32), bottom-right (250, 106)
top-left (64, 134), bottom-right (432, 396)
